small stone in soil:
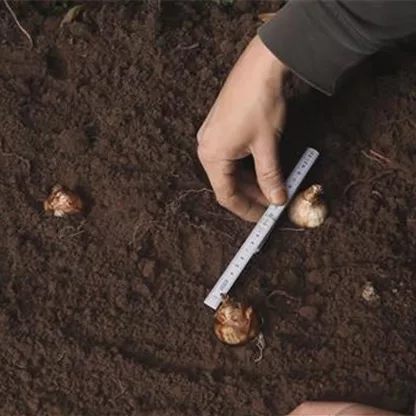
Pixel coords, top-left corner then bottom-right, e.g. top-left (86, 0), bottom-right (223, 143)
top-left (306, 270), bottom-right (323, 285)
top-left (141, 259), bottom-right (155, 279)
top-left (298, 306), bottom-right (318, 320)
top-left (336, 324), bottom-right (350, 338)
top-left (134, 281), bottom-right (152, 298)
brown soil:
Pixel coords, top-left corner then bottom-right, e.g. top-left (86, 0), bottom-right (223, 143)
top-left (1, 1), bottom-right (416, 415)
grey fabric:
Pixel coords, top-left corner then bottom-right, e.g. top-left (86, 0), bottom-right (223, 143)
top-left (258, 0), bottom-right (416, 95)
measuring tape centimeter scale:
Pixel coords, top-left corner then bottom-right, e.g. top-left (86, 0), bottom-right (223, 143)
top-left (203, 147), bottom-right (319, 310)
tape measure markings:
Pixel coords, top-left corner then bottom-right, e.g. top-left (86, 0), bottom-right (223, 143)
top-left (203, 147), bottom-right (319, 310)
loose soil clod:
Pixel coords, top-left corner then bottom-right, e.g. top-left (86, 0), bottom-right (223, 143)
top-left (361, 281), bottom-right (380, 303)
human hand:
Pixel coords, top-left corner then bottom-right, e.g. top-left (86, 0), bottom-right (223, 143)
top-left (287, 401), bottom-right (404, 416)
top-left (197, 35), bottom-right (288, 222)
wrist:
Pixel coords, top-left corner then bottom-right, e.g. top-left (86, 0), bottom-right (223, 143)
top-left (248, 35), bottom-right (288, 92)
top-left (252, 35), bottom-right (288, 81)
top-left (253, 35), bottom-right (310, 100)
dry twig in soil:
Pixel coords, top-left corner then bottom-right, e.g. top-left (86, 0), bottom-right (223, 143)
top-left (174, 42), bottom-right (199, 51)
top-left (3, 0), bottom-right (33, 48)
top-left (131, 219), bottom-right (157, 249)
top-left (253, 332), bottom-right (266, 363)
top-left (166, 188), bottom-right (213, 214)
top-left (189, 221), bottom-right (234, 241)
top-left (362, 148), bottom-right (413, 176)
top-left (111, 378), bottom-right (127, 400)
top-left (345, 148), bottom-right (414, 196)
top-left (58, 220), bottom-right (86, 240)
top-left (343, 169), bottom-right (396, 196)
top-left (361, 149), bottom-right (393, 166)
top-left (266, 289), bottom-right (300, 309)
top-left (56, 351), bottom-right (66, 363)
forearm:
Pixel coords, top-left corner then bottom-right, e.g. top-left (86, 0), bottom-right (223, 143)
top-left (258, 0), bottom-right (416, 95)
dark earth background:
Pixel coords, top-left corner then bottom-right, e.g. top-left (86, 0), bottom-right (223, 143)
top-left (1, 1), bottom-right (416, 415)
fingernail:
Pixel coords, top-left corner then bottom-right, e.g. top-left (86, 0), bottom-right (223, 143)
top-left (270, 188), bottom-right (287, 205)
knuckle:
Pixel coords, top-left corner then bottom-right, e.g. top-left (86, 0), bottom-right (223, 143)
top-left (196, 121), bottom-right (210, 145)
top-left (196, 127), bottom-right (204, 144)
top-left (197, 139), bottom-right (217, 164)
top-left (196, 142), bottom-right (208, 163)
top-left (216, 191), bottom-right (234, 210)
top-left (216, 194), bottom-right (230, 208)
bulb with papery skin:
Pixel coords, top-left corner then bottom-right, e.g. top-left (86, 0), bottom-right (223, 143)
top-left (44, 184), bottom-right (83, 217)
top-left (288, 184), bottom-right (328, 228)
top-left (213, 295), bottom-right (261, 345)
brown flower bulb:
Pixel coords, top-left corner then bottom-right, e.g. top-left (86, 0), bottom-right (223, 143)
top-left (44, 184), bottom-right (83, 217)
top-left (288, 184), bottom-right (328, 228)
top-left (213, 295), bottom-right (261, 345)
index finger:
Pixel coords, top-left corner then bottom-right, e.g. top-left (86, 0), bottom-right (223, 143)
top-left (199, 156), bottom-right (265, 222)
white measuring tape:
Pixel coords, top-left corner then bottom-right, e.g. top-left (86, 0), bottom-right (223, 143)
top-left (204, 147), bottom-right (319, 310)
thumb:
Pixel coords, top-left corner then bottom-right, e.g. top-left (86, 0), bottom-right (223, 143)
top-left (251, 135), bottom-right (287, 205)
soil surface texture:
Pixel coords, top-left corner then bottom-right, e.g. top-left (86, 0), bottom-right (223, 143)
top-left (1, 1), bottom-right (416, 415)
